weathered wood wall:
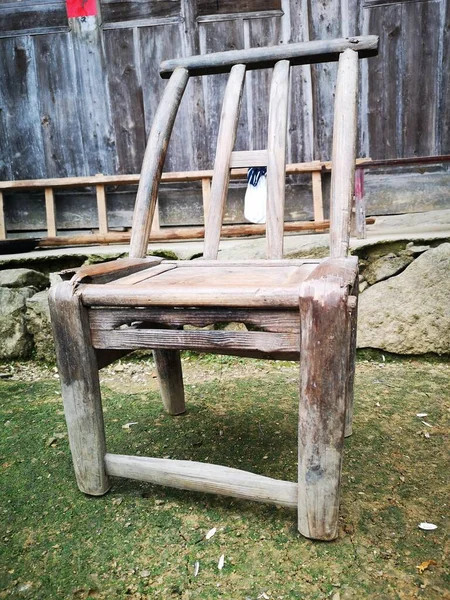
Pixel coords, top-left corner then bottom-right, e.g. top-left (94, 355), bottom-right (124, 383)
top-left (0, 0), bottom-right (449, 233)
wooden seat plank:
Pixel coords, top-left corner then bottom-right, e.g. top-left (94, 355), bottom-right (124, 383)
top-left (79, 263), bottom-right (318, 308)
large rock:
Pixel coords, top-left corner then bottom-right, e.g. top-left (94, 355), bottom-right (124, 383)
top-left (358, 243), bottom-right (450, 354)
top-left (363, 252), bottom-right (413, 285)
top-left (0, 287), bottom-right (35, 359)
top-left (0, 268), bottom-right (49, 290)
top-left (25, 290), bottom-right (54, 362)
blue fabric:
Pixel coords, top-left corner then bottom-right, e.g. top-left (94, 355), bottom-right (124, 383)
top-left (247, 167), bottom-right (267, 187)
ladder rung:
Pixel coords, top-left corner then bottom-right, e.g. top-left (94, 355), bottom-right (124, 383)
top-left (229, 149), bottom-right (268, 168)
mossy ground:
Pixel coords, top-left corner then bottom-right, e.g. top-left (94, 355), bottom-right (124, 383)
top-left (0, 355), bottom-right (449, 599)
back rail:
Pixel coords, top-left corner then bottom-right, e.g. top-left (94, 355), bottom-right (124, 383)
top-left (160, 36), bottom-right (378, 78)
top-left (266, 60), bottom-right (290, 259)
top-left (329, 49), bottom-right (359, 258)
top-left (129, 67), bottom-right (189, 259)
top-left (203, 64), bottom-right (246, 260)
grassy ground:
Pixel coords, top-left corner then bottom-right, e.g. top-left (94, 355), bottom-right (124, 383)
top-left (0, 354), bottom-right (449, 600)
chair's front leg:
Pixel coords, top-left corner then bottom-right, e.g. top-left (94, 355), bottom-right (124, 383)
top-left (298, 278), bottom-right (351, 540)
top-left (49, 282), bottom-right (110, 496)
top-left (153, 349), bottom-right (186, 415)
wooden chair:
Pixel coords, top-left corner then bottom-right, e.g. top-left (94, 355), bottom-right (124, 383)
top-left (49, 36), bottom-right (378, 541)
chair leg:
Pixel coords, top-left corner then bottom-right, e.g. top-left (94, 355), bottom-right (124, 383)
top-left (48, 282), bottom-right (110, 496)
top-left (345, 290), bottom-right (358, 438)
top-left (153, 349), bottom-right (186, 415)
top-left (298, 281), bottom-right (350, 540)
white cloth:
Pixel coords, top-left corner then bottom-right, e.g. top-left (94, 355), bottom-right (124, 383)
top-left (244, 171), bottom-right (267, 224)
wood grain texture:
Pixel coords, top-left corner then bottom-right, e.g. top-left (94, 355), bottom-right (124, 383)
top-left (308, 0), bottom-right (341, 161)
top-left (36, 216), bottom-right (374, 248)
top-left (153, 349), bottom-right (186, 415)
top-left (105, 453), bottom-right (298, 508)
top-left (401, 0), bottom-right (440, 157)
top-left (0, 37), bottom-right (45, 180)
top-left (180, 0), bottom-right (209, 171)
top-left (440, 0), bottom-right (450, 154)
top-left (44, 187), bottom-right (56, 237)
top-left (70, 24), bottom-right (116, 178)
top-left (2, 3), bottom-right (447, 215)
top-left (198, 18), bottom-right (247, 164)
top-left (103, 27), bottom-right (147, 175)
top-left (101, 0), bottom-right (181, 24)
top-left (230, 150), bottom-right (268, 168)
top-left (247, 15), bottom-right (282, 153)
top-left (285, 0), bottom-right (313, 164)
top-left (165, 259), bottom-right (320, 266)
top-left (91, 328), bottom-right (300, 356)
top-left (311, 165), bottom-right (324, 222)
top-left (48, 282), bottom-right (110, 496)
top-left (88, 306), bottom-right (301, 333)
top-left (110, 263), bottom-right (176, 285)
top-left (81, 279), bottom-right (310, 308)
top-left (96, 184), bottom-right (109, 235)
top-left (139, 23), bottom-right (197, 173)
top-left (0, 1), bottom-right (67, 36)
top-left (81, 263), bottom-right (317, 308)
top-left (345, 285), bottom-right (359, 438)
top-left (0, 158), bottom-right (371, 190)
top-left (160, 36), bottom-right (379, 77)
top-left (70, 257), bottom-right (162, 285)
top-left (266, 60), bottom-right (290, 259)
top-left (298, 266), bottom-right (353, 540)
top-left (366, 4), bottom-right (403, 159)
top-left (33, 34), bottom-right (86, 178)
top-left (353, 167), bottom-right (365, 238)
top-left (197, 0), bottom-right (281, 16)
top-left (329, 49), bottom-right (359, 259)
top-left (201, 177), bottom-right (211, 224)
top-left (203, 63), bottom-right (246, 260)
top-left (129, 66), bottom-right (189, 258)
top-left (0, 192), bottom-right (5, 239)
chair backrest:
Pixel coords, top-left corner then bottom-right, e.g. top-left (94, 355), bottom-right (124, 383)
top-left (129, 36), bottom-right (378, 261)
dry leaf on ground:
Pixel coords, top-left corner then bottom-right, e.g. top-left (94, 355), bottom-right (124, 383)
top-left (416, 560), bottom-right (437, 574)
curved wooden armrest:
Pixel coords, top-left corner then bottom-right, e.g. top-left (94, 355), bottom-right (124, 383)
top-left (63, 257), bottom-right (162, 285)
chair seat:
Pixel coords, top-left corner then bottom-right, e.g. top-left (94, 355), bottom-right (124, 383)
top-left (79, 260), bottom-right (321, 308)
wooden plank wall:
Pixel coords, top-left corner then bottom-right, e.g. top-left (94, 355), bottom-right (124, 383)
top-left (0, 0), bottom-right (449, 234)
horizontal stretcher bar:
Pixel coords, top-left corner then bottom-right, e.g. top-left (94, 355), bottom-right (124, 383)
top-left (105, 453), bottom-right (298, 508)
top-left (91, 328), bottom-right (300, 356)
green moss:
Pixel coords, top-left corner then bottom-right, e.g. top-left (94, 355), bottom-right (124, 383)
top-left (1, 358), bottom-right (448, 599)
top-left (147, 249), bottom-right (179, 260)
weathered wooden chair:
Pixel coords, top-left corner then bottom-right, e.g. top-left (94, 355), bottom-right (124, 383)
top-left (49, 36), bottom-right (378, 541)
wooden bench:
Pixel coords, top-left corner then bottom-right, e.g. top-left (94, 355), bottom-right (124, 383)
top-left (49, 35), bottom-right (379, 541)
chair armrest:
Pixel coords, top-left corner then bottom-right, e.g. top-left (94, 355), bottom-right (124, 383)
top-left (61, 257), bottom-right (163, 285)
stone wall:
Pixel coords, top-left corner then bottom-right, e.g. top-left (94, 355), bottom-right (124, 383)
top-left (0, 241), bottom-right (449, 362)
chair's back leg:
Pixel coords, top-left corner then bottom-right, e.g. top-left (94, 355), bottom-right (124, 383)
top-left (203, 63), bottom-right (246, 260)
top-left (266, 59), bottom-right (290, 259)
top-left (345, 287), bottom-right (358, 438)
top-left (48, 282), bottom-right (110, 496)
top-left (153, 349), bottom-right (186, 415)
top-left (329, 49), bottom-right (359, 259)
